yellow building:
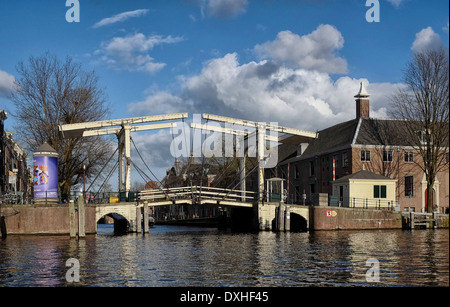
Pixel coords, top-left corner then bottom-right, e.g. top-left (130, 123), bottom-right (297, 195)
top-left (332, 170), bottom-right (397, 209)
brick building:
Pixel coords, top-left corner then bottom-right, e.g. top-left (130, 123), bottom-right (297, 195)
top-left (1, 110), bottom-right (30, 203)
top-left (275, 83), bottom-right (449, 213)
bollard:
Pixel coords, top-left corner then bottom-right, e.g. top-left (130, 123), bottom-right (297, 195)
top-left (69, 200), bottom-right (77, 238)
top-left (77, 195), bottom-right (85, 238)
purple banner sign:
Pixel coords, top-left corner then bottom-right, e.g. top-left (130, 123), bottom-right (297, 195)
top-left (33, 156), bottom-right (58, 198)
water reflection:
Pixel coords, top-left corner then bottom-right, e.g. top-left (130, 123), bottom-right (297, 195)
top-left (0, 226), bottom-right (448, 287)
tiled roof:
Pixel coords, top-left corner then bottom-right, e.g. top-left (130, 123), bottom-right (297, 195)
top-left (281, 118), bottom-right (359, 163)
top-left (354, 118), bottom-right (408, 146)
top-left (333, 170), bottom-right (394, 183)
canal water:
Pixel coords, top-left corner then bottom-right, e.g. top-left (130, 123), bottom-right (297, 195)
top-left (0, 225), bottom-right (448, 287)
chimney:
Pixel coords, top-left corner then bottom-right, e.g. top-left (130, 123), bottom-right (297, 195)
top-left (354, 82), bottom-right (370, 119)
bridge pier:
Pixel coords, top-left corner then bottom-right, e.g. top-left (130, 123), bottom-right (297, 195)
top-left (143, 202), bottom-right (149, 234)
top-left (136, 206), bottom-right (141, 233)
top-left (255, 202), bottom-right (309, 232)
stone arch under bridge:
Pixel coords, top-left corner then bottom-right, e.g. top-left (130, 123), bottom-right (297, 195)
top-left (95, 203), bottom-right (142, 232)
top-left (257, 203), bottom-right (309, 232)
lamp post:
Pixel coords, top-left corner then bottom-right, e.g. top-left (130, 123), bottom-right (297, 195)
top-left (396, 146), bottom-right (401, 210)
top-left (83, 163), bottom-right (86, 201)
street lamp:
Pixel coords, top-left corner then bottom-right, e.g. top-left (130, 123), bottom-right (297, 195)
top-left (83, 164), bottom-right (86, 201)
top-left (396, 146), bottom-right (401, 210)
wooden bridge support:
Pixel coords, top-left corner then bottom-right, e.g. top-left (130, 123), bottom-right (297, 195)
top-left (134, 202), bottom-right (150, 234)
top-left (256, 202), bottom-right (300, 232)
top-left (69, 196), bottom-right (86, 239)
top-left (404, 212), bottom-right (442, 230)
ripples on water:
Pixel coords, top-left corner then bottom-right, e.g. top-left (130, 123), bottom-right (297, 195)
top-left (0, 225), bottom-right (448, 287)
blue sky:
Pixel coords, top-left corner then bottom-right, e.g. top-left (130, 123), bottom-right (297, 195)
top-left (0, 0), bottom-right (448, 186)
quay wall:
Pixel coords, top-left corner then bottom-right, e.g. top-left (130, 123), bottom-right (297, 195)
top-left (1, 205), bottom-right (97, 235)
top-left (310, 207), bottom-right (403, 230)
top-left (436, 215), bottom-right (449, 228)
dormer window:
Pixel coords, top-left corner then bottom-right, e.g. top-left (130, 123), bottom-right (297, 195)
top-left (416, 129), bottom-right (433, 145)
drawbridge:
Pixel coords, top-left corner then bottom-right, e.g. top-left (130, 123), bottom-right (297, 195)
top-left (138, 186), bottom-right (255, 208)
top-left (59, 112), bottom-right (317, 209)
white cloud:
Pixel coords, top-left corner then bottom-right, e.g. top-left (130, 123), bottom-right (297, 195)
top-left (254, 25), bottom-right (347, 74)
top-left (92, 9), bottom-right (149, 28)
top-left (205, 0), bottom-right (248, 18)
top-left (0, 69), bottom-right (16, 98)
top-left (129, 53), bottom-right (401, 131)
top-left (128, 91), bottom-right (192, 115)
top-left (132, 130), bottom-right (175, 168)
top-left (95, 33), bottom-right (184, 73)
top-left (444, 22), bottom-right (449, 34)
top-left (385, 0), bottom-right (405, 8)
top-left (411, 27), bottom-right (444, 53)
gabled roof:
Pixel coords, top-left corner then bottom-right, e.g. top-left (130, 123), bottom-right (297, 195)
top-left (354, 118), bottom-right (408, 146)
top-left (281, 118), bottom-right (359, 164)
top-left (280, 117), bottom-right (427, 165)
top-left (333, 170), bottom-right (395, 183)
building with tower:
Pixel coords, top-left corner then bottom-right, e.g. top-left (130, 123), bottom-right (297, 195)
top-left (274, 83), bottom-right (449, 213)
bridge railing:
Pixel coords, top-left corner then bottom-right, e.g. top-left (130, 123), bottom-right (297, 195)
top-left (138, 186), bottom-right (256, 204)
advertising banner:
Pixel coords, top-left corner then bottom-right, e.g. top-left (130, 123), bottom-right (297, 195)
top-left (33, 156), bottom-right (58, 198)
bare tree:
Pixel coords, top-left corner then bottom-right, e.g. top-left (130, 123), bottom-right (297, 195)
top-left (9, 53), bottom-right (113, 197)
top-left (390, 48), bottom-right (449, 212)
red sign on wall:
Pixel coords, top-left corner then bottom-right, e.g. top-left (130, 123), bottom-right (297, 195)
top-left (326, 210), bottom-right (337, 218)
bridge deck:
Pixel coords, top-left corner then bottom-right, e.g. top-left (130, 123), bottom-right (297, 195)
top-left (138, 186), bottom-right (255, 208)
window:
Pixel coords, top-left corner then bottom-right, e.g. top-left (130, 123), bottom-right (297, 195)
top-left (342, 152), bottom-right (349, 167)
top-left (383, 150), bottom-right (393, 162)
top-left (294, 165), bottom-right (300, 179)
top-left (374, 185), bottom-right (387, 198)
top-left (404, 152), bottom-right (414, 163)
top-left (416, 130), bottom-right (433, 145)
top-left (405, 176), bottom-right (414, 197)
top-left (361, 150), bottom-right (371, 162)
top-left (309, 161), bottom-right (315, 176)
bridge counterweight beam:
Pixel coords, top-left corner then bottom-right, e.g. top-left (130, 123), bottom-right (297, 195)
top-left (257, 123), bottom-right (266, 202)
top-left (237, 135), bottom-right (246, 201)
top-left (124, 124), bottom-right (132, 197)
top-left (118, 132), bottom-right (124, 193)
top-left (118, 124), bottom-right (132, 197)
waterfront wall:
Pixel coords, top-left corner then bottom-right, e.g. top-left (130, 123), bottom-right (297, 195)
top-left (310, 206), bottom-right (403, 230)
top-left (1, 205), bottom-right (97, 235)
top-left (1, 203), bottom-right (447, 235)
top-left (436, 215), bottom-right (449, 228)
top-left (255, 202), bottom-right (404, 231)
